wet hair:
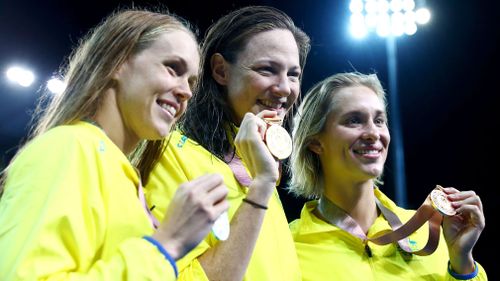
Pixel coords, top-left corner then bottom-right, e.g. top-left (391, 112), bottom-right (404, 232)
top-left (180, 5), bottom-right (311, 161)
top-left (289, 72), bottom-right (386, 199)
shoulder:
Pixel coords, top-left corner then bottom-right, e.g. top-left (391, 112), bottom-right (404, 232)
top-left (15, 123), bottom-right (99, 160)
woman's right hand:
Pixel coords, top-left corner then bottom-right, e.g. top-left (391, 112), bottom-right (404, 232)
top-left (151, 174), bottom-right (229, 260)
top-left (234, 110), bottom-right (280, 185)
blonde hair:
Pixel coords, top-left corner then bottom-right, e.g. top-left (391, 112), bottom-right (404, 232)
top-left (1, 9), bottom-right (197, 193)
top-left (289, 72), bottom-right (387, 199)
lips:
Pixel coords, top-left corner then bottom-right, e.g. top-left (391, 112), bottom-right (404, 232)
top-left (353, 147), bottom-right (383, 159)
top-left (354, 149), bottom-right (380, 155)
top-left (258, 99), bottom-right (289, 116)
top-left (156, 98), bottom-right (178, 118)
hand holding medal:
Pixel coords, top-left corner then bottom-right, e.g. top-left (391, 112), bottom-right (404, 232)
top-left (366, 185), bottom-right (459, 255)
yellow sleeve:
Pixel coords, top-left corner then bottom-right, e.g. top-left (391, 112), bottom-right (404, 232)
top-left (0, 128), bottom-right (176, 281)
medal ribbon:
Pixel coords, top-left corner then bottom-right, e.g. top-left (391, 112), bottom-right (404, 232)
top-left (318, 188), bottom-right (445, 256)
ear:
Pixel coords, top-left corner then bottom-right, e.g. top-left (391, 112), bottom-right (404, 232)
top-left (308, 138), bottom-right (323, 155)
top-left (210, 53), bottom-right (229, 85)
top-left (112, 61), bottom-right (128, 81)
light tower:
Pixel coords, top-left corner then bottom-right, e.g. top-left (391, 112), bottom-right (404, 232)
top-left (348, 0), bottom-right (431, 207)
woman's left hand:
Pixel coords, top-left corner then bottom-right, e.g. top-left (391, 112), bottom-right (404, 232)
top-left (441, 187), bottom-right (485, 273)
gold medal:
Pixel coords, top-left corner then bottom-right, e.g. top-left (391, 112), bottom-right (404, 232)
top-left (264, 120), bottom-right (292, 160)
top-left (430, 187), bottom-right (456, 216)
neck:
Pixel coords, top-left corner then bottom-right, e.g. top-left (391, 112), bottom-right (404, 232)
top-left (321, 179), bottom-right (378, 233)
top-left (93, 89), bottom-right (139, 155)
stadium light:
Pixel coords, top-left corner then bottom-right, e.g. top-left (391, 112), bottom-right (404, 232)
top-left (348, 0), bottom-right (431, 207)
top-left (46, 77), bottom-right (66, 95)
top-left (348, 0), bottom-right (430, 39)
top-left (6, 66), bottom-right (35, 87)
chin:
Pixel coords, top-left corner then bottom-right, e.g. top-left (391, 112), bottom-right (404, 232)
top-left (361, 166), bottom-right (383, 178)
top-left (149, 124), bottom-right (172, 140)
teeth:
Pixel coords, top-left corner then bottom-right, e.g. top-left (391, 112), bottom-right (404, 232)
top-left (356, 150), bottom-right (379, 155)
top-left (160, 103), bottom-right (176, 116)
top-left (260, 100), bottom-right (282, 109)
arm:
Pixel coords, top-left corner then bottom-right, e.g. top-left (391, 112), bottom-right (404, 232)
top-left (441, 187), bottom-right (486, 277)
top-left (198, 111), bottom-right (280, 281)
top-left (152, 173), bottom-right (229, 260)
top-left (0, 130), bottom-right (175, 280)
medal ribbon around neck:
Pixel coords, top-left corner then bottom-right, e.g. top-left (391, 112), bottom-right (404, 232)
top-left (318, 185), bottom-right (454, 256)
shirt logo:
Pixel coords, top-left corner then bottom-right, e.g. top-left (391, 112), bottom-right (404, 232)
top-left (177, 135), bottom-right (188, 148)
top-left (98, 140), bottom-right (106, 152)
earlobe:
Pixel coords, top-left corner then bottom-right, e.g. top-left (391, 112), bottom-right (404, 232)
top-left (308, 139), bottom-right (323, 155)
top-left (211, 53), bottom-right (228, 85)
top-left (112, 62), bottom-right (127, 80)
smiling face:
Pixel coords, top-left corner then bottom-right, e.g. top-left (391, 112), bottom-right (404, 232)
top-left (222, 29), bottom-right (301, 124)
top-left (114, 29), bottom-right (200, 142)
top-left (314, 86), bottom-right (390, 182)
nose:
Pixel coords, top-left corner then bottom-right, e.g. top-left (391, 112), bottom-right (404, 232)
top-left (361, 120), bottom-right (380, 141)
top-left (174, 77), bottom-right (193, 102)
top-left (272, 74), bottom-right (291, 97)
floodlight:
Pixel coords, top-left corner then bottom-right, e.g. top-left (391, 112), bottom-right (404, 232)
top-left (6, 66), bottom-right (35, 87)
top-left (47, 78), bottom-right (66, 95)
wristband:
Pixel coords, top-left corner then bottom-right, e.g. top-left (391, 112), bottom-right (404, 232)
top-left (448, 261), bottom-right (478, 280)
top-left (242, 198), bottom-right (268, 209)
top-left (143, 236), bottom-right (178, 278)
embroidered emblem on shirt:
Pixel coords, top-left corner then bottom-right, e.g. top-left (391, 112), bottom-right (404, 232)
top-left (408, 239), bottom-right (418, 250)
top-left (98, 140), bottom-right (106, 152)
top-left (177, 135), bottom-right (188, 148)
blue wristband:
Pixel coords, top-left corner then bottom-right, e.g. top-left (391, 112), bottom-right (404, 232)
top-left (447, 261), bottom-right (478, 280)
top-left (143, 236), bottom-right (178, 278)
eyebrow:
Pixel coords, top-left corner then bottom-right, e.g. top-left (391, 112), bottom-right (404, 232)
top-left (341, 109), bottom-right (386, 117)
top-left (253, 59), bottom-right (301, 71)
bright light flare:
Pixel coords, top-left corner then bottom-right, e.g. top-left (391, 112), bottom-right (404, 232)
top-left (349, 0), bottom-right (364, 13)
top-left (6, 66), bottom-right (35, 87)
top-left (415, 8), bottom-right (431, 24)
top-left (47, 77), bottom-right (66, 95)
top-left (348, 0), bottom-right (430, 38)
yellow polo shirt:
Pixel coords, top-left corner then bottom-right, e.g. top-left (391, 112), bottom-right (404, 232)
top-left (0, 121), bottom-right (175, 280)
top-left (146, 130), bottom-right (301, 281)
top-left (290, 188), bottom-right (487, 281)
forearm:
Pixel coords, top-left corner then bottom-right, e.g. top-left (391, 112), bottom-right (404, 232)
top-left (198, 178), bottom-right (275, 281)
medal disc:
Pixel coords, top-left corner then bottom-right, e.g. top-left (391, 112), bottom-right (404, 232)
top-left (212, 211), bottom-right (230, 240)
top-left (430, 189), bottom-right (456, 216)
top-left (265, 125), bottom-right (292, 160)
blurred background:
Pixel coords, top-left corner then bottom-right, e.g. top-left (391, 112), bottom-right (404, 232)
top-left (1, 0), bottom-right (498, 277)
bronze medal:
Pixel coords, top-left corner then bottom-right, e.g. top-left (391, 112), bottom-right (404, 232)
top-left (430, 187), bottom-right (456, 216)
top-left (265, 124), bottom-right (292, 160)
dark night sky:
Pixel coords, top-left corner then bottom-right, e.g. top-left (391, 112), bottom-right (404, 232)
top-left (1, 0), bottom-right (498, 278)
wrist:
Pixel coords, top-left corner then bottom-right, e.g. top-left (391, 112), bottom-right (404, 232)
top-left (448, 260), bottom-right (478, 280)
top-left (248, 177), bottom-right (276, 200)
top-left (143, 236), bottom-right (179, 277)
top-left (150, 232), bottom-right (182, 260)
top-left (449, 253), bottom-right (474, 275)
